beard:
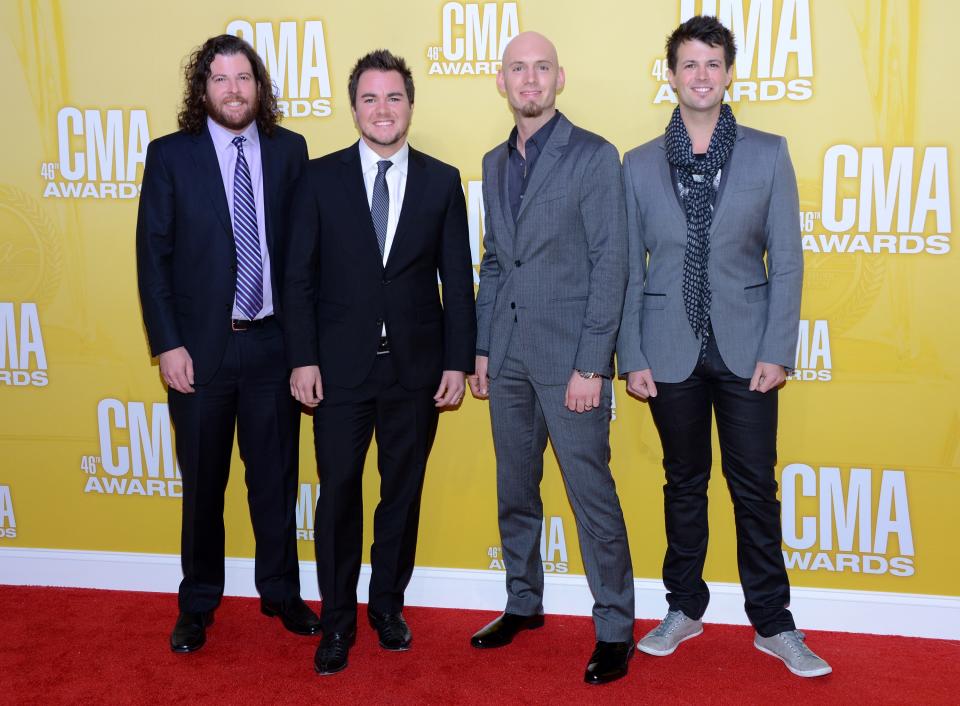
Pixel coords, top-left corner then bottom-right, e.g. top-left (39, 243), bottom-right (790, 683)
top-left (518, 101), bottom-right (545, 118)
top-left (206, 96), bottom-right (257, 132)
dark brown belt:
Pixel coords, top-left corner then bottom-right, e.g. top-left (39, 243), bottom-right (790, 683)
top-left (231, 315), bottom-right (274, 332)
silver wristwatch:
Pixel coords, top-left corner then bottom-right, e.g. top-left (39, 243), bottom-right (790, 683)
top-left (575, 370), bottom-right (600, 379)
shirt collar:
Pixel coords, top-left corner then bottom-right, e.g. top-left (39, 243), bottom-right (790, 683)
top-left (507, 110), bottom-right (562, 154)
top-left (358, 137), bottom-right (409, 176)
top-left (207, 116), bottom-right (260, 153)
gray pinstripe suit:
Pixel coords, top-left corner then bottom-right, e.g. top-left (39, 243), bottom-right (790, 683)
top-left (476, 114), bottom-right (635, 641)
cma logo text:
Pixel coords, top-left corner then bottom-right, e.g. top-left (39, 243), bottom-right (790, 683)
top-left (84, 399), bottom-right (182, 497)
top-left (790, 320), bottom-right (830, 382)
top-left (781, 464), bottom-right (913, 577)
top-left (227, 20), bottom-right (332, 118)
top-left (427, 2), bottom-right (519, 76)
top-left (488, 516), bottom-right (568, 573)
top-left (654, 0), bottom-right (812, 104)
top-left (0, 303), bottom-right (47, 387)
top-left (43, 109), bottom-right (148, 199)
top-left (296, 483), bottom-right (320, 540)
top-left (0, 486), bottom-right (15, 539)
top-left (805, 146), bottom-right (951, 255)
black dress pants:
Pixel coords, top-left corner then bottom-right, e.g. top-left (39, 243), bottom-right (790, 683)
top-left (169, 319), bottom-right (302, 612)
top-left (648, 334), bottom-right (796, 637)
top-left (312, 353), bottom-right (439, 634)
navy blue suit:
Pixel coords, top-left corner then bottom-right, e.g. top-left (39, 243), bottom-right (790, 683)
top-left (137, 122), bottom-right (307, 611)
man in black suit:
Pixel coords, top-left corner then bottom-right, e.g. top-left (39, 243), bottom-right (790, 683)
top-left (284, 49), bottom-right (476, 676)
top-left (137, 34), bottom-right (320, 653)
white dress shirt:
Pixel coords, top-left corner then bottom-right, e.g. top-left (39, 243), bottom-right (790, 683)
top-left (358, 137), bottom-right (409, 266)
top-left (358, 138), bottom-right (409, 337)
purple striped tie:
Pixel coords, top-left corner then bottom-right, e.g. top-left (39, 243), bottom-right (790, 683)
top-left (231, 136), bottom-right (263, 319)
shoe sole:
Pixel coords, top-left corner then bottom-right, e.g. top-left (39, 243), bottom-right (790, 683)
top-left (754, 642), bottom-right (833, 677)
top-left (470, 616), bottom-right (545, 649)
top-left (636, 626), bottom-right (703, 657)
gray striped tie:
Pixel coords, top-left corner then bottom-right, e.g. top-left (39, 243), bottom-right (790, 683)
top-left (371, 160), bottom-right (392, 257)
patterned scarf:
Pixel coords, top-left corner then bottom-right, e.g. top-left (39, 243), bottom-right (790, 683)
top-left (664, 103), bottom-right (737, 340)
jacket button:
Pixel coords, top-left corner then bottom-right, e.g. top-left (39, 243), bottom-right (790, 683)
top-left (510, 302), bottom-right (516, 309)
top-left (382, 278), bottom-right (391, 285)
top-left (514, 260), bottom-right (521, 267)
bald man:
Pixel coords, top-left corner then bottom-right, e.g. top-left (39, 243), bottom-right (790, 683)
top-left (467, 32), bottom-right (635, 685)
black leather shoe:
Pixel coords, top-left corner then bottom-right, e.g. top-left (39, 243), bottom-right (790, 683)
top-left (367, 608), bottom-right (412, 651)
top-left (170, 610), bottom-right (214, 653)
top-left (584, 640), bottom-right (634, 685)
top-left (261, 597), bottom-right (321, 636)
top-left (470, 612), bottom-right (545, 648)
top-left (314, 631), bottom-right (356, 676)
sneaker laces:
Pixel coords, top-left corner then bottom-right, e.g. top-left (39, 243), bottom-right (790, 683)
top-left (780, 630), bottom-right (814, 658)
top-left (651, 611), bottom-right (687, 637)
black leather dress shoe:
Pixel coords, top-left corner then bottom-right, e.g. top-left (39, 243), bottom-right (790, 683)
top-left (584, 640), bottom-right (634, 685)
top-left (170, 610), bottom-right (214, 653)
top-left (470, 612), bottom-right (545, 648)
top-left (367, 609), bottom-right (412, 651)
top-left (314, 631), bottom-right (356, 676)
top-left (261, 597), bottom-right (321, 636)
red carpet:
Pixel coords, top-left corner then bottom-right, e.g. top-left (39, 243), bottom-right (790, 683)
top-left (1, 586), bottom-right (957, 704)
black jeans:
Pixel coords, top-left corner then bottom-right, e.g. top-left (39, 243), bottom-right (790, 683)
top-left (648, 334), bottom-right (796, 637)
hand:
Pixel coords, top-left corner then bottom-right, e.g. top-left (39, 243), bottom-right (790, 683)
top-left (565, 371), bottom-right (602, 413)
top-left (434, 370), bottom-right (466, 408)
top-left (750, 361), bottom-right (786, 393)
top-left (468, 355), bottom-right (489, 399)
top-left (290, 365), bottom-right (323, 407)
top-left (626, 369), bottom-right (658, 400)
top-left (159, 346), bottom-right (195, 393)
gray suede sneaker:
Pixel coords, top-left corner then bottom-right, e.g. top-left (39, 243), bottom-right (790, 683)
top-left (637, 610), bottom-right (703, 656)
top-left (754, 630), bottom-right (832, 677)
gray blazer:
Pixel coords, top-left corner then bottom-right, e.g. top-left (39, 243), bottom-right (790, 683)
top-left (616, 126), bottom-right (803, 382)
top-left (476, 114), bottom-right (628, 384)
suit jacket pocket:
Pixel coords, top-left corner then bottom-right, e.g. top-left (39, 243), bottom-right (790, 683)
top-left (744, 282), bottom-right (769, 303)
top-left (528, 190), bottom-right (565, 208)
top-left (642, 292), bottom-right (667, 310)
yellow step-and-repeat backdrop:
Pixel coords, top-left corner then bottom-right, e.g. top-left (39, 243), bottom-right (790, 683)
top-left (1, 1), bottom-right (957, 600)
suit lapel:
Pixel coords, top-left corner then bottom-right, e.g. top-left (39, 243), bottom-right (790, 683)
top-left (340, 142), bottom-right (384, 271)
top-left (516, 115), bottom-right (571, 222)
top-left (709, 127), bottom-right (747, 235)
top-left (191, 127), bottom-right (232, 240)
top-left (258, 126), bottom-right (280, 252)
top-left (657, 138), bottom-right (687, 227)
top-left (387, 146), bottom-right (425, 267)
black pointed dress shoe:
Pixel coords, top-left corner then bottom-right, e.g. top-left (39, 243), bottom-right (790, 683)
top-left (261, 597), bottom-right (321, 635)
top-left (584, 640), bottom-right (634, 684)
top-left (367, 608), bottom-right (412, 651)
top-left (314, 631), bottom-right (356, 675)
top-left (170, 610), bottom-right (214, 653)
top-left (470, 612), bottom-right (545, 648)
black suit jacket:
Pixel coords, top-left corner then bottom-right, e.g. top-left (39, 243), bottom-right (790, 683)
top-left (283, 142), bottom-right (476, 390)
top-left (136, 123), bottom-right (308, 383)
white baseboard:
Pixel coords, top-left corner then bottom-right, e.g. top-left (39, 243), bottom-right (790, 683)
top-left (1, 547), bottom-right (956, 640)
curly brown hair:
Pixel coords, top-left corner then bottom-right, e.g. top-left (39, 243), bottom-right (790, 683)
top-left (177, 34), bottom-right (281, 136)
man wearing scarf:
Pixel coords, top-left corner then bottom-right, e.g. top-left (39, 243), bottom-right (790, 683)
top-left (616, 16), bottom-right (831, 678)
